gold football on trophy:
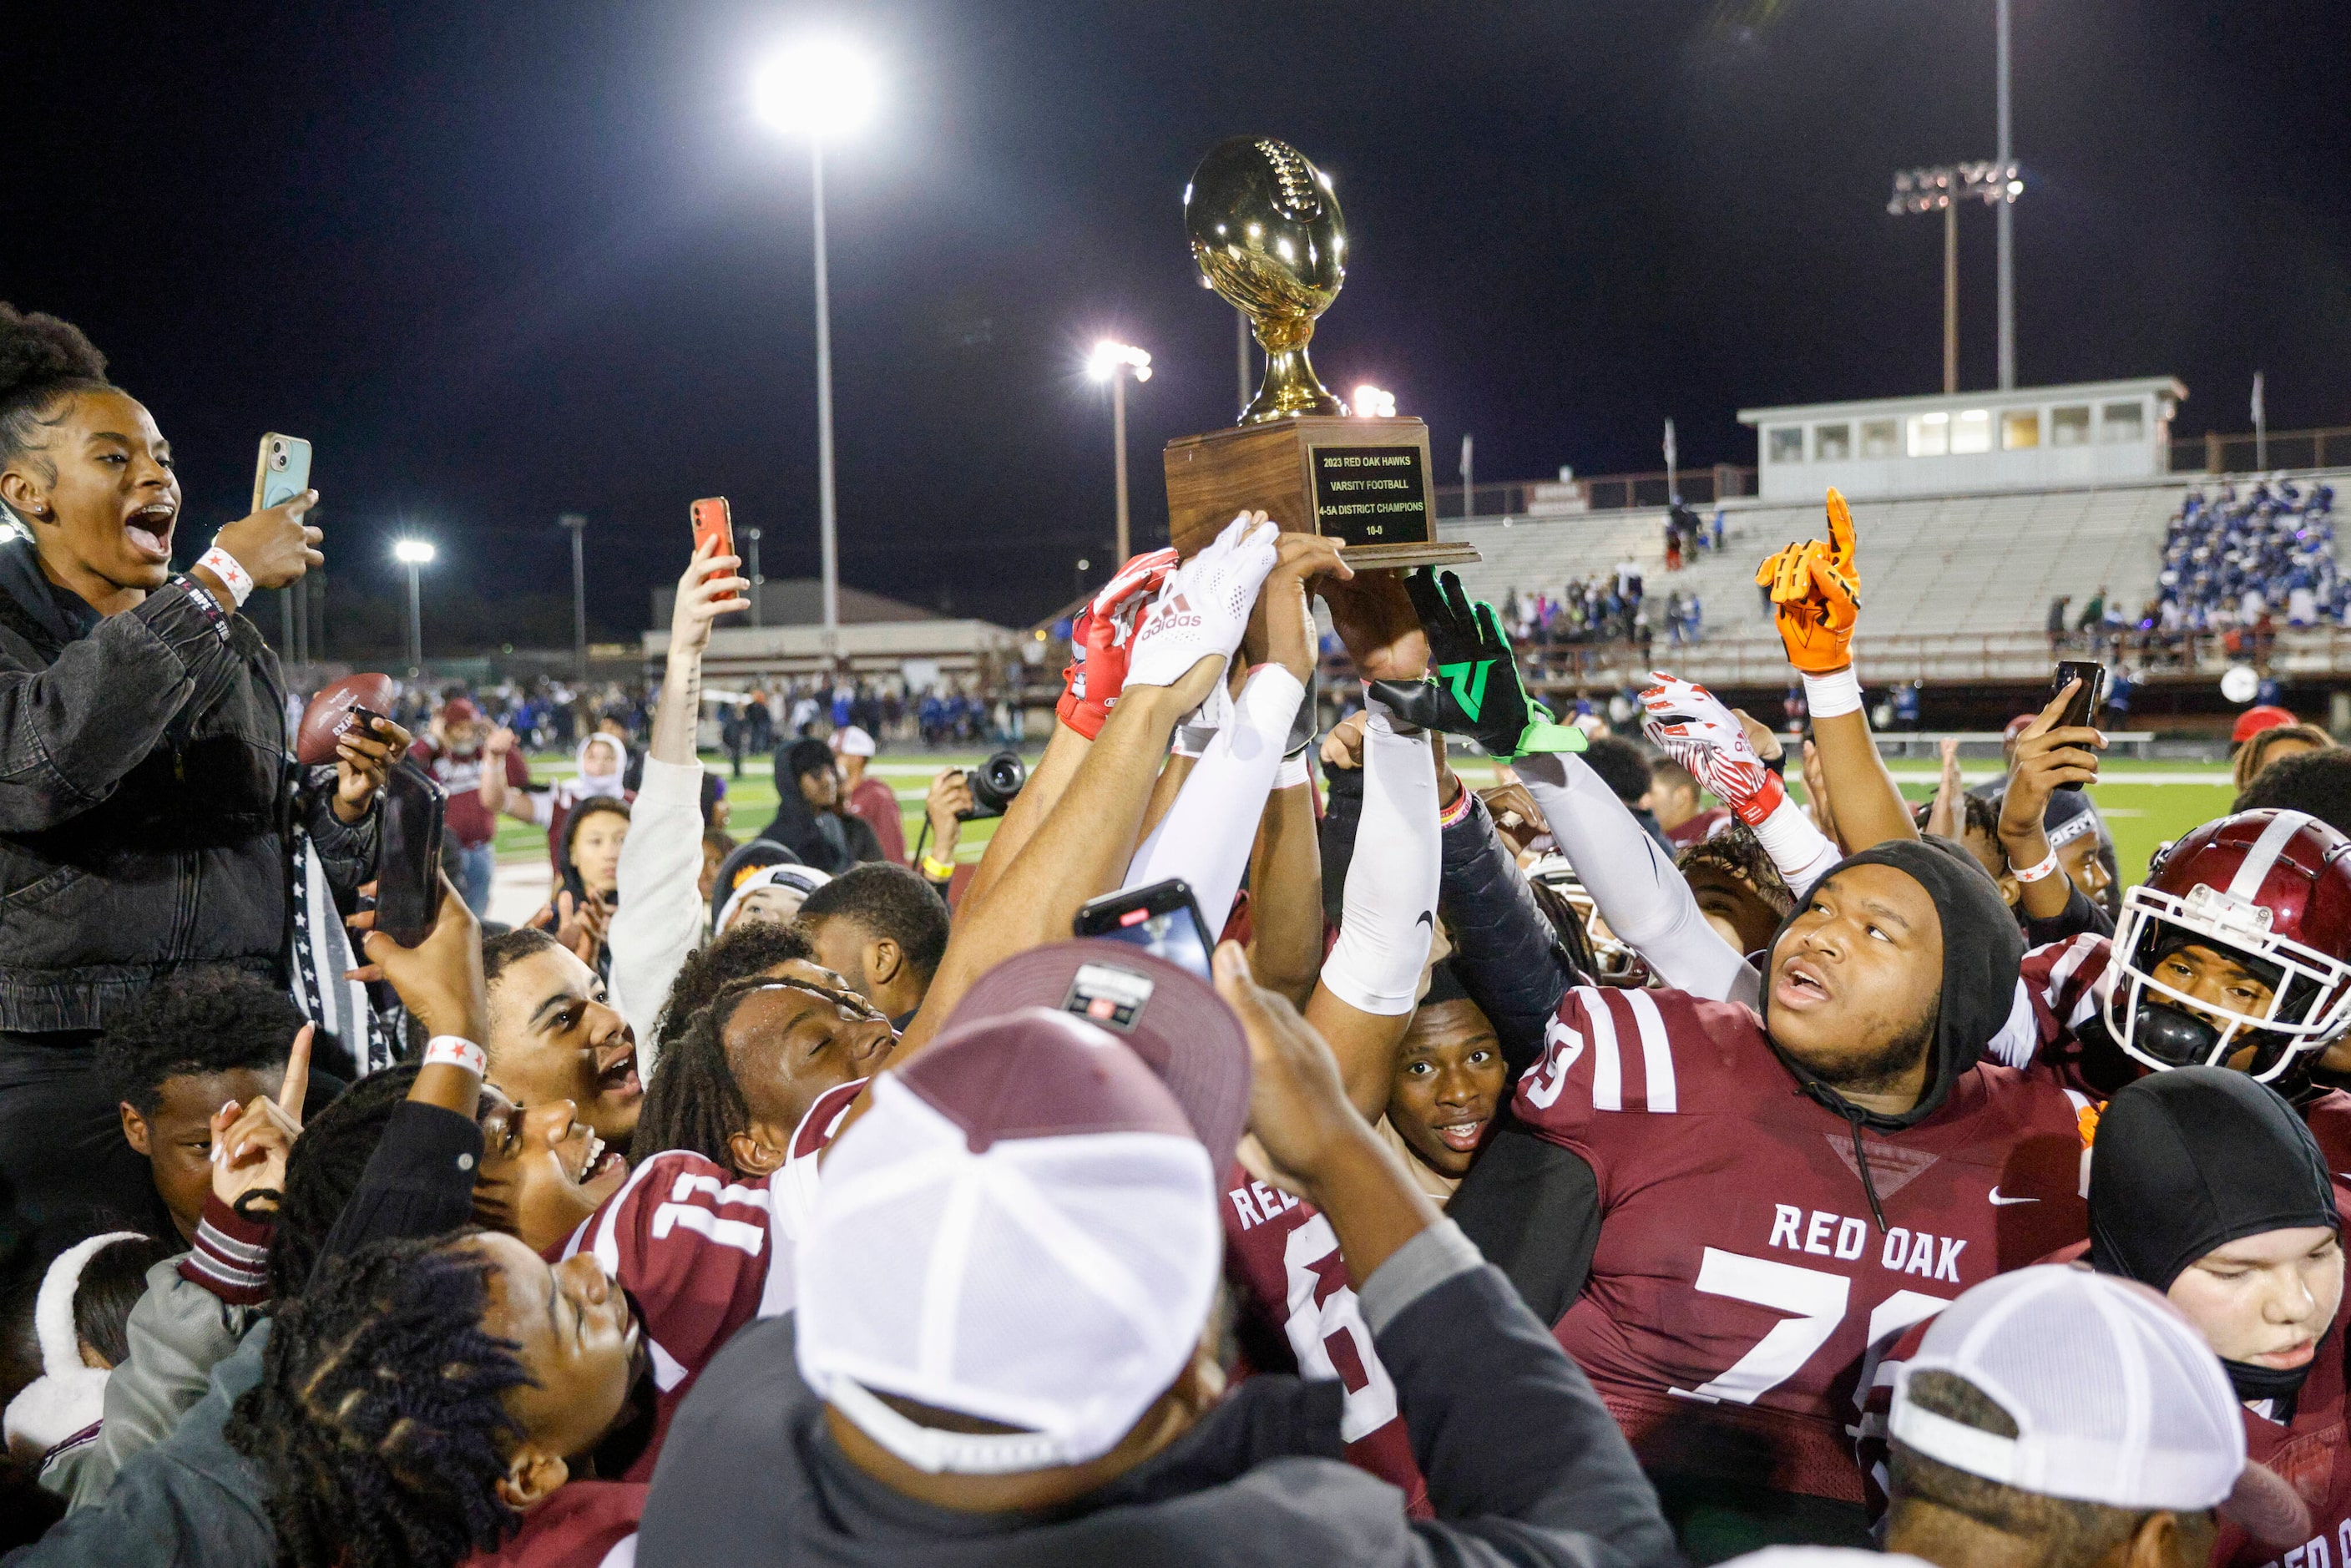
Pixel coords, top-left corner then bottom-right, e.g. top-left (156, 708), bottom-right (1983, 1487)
top-left (1185, 137), bottom-right (1347, 422)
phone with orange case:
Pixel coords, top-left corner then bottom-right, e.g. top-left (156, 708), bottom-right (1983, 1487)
top-left (690, 497), bottom-right (734, 561)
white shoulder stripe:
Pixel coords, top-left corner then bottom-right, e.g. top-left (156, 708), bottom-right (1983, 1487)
top-left (2229, 811), bottom-right (2313, 900)
top-left (1622, 988), bottom-right (1678, 1113)
top-left (1575, 986), bottom-right (1624, 1112)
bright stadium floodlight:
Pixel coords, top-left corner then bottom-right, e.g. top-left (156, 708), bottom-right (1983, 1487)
top-left (752, 40), bottom-right (881, 140)
top-left (756, 37), bottom-right (882, 653)
top-left (392, 539), bottom-right (436, 565)
top-left (1352, 384), bottom-right (1397, 419)
top-left (1887, 161), bottom-right (2019, 396)
top-left (1088, 341), bottom-right (1152, 561)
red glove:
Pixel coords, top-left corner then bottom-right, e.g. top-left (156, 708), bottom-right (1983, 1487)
top-left (1054, 549), bottom-right (1180, 740)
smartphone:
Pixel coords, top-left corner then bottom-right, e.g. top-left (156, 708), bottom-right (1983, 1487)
top-left (1074, 879), bottom-right (1216, 979)
top-left (691, 497), bottom-right (734, 561)
top-left (2050, 660), bottom-right (2107, 793)
top-left (252, 434), bottom-right (313, 513)
top-left (374, 761), bottom-right (447, 947)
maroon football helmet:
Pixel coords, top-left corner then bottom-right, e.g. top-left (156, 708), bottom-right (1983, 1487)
top-left (2105, 808), bottom-right (2351, 1080)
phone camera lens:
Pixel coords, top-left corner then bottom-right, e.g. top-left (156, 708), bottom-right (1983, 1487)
top-left (269, 443), bottom-right (287, 471)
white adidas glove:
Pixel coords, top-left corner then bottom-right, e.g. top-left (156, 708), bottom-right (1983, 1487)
top-left (1124, 512), bottom-right (1280, 692)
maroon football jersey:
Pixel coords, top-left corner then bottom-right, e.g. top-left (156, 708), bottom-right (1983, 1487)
top-left (463, 1480), bottom-right (643, 1567)
top-left (1515, 983), bottom-right (2092, 1503)
top-left (2024, 935), bottom-right (2351, 1178)
top-left (554, 1078), bottom-right (864, 1480)
top-left (1219, 1165), bottom-right (1428, 1513)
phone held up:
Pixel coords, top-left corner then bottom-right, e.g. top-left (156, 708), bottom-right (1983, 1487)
top-left (691, 497), bottom-right (735, 562)
top-left (252, 433), bottom-right (313, 513)
top-left (2050, 660), bottom-right (2107, 793)
top-left (373, 760), bottom-right (447, 947)
top-left (1074, 878), bottom-right (1216, 980)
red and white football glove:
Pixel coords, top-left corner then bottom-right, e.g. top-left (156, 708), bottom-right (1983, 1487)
top-left (1638, 670), bottom-right (1787, 827)
top-left (1125, 513), bottom-right (1279, 692)
top-left (1056, 547), bottom-right (1181, 740)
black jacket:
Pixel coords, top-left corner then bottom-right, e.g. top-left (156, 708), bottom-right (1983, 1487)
top-left (638, 1234), bottom-right (1680, 1568)
top-left (0, 541), bottom-right (373, 1031)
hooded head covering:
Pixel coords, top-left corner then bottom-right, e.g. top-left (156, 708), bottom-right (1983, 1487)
top-left (1759, 837), bottom-right (2025, 1132)
top-left (2088, 1065), bottom-right (2339, 1407)
top-left (576, 734), bottom-right (629, 797)
top-left (3, 1232), bottom-right (144, 1458)
top-left (764, 738), bottom-right (852, 873)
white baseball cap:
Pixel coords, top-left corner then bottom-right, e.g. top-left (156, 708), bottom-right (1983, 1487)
top-left (795, 1006), bottom-right (1222, 1475)
top-left (1891, 1266), bottom-right (2307, 1542)
top-left (831, 725), bottom-right (877, 758)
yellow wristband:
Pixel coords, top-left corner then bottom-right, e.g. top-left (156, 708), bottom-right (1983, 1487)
top-left (920, 854), bottom-right (956, 882)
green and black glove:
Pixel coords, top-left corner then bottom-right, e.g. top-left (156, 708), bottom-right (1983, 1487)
top-left (1368, 569), bottom-right (1586, 760)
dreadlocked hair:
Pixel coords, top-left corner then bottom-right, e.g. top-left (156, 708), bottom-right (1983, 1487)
top-left (651, 920), bottom-right (814, 1054)
top-left (631, 974), bottom-right (786, 1171)
top-left (269, 1065), bottom-right (417, 1303)
top-left (227, 1235), bottom-right (528, 1568)
top-left (0, 304), bottom-right (110, 479)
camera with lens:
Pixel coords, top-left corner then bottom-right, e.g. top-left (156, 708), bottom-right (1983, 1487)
top-left (956, 749), bottom-right (1028, 822)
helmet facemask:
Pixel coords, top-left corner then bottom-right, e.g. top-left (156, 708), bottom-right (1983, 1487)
top-left (2106, 880), bottom-right (2351, 1082)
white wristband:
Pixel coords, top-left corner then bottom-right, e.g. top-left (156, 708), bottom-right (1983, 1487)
top-left (2010, 847), bottom-right (2061, 884)
top-left (197, 546), bottom-right (255, 607)
top-left (1801, 666), bottom-right (1863, 719)
top-left (1274, 751), bottom-right (1312, 791)
top-left (422, 1036), bottom-right (487, 1076)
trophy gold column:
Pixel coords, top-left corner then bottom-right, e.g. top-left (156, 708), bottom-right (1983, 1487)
top-left (1162, 136), bottom-right (1477, 570)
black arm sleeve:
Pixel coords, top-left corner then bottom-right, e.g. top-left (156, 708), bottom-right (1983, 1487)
top-left (1438, 793), bottom-right (1580, 1076)
top-left (2022, 878), bottom-right (2114, 946)
top-left (1446, 1114), bottom-right (1603, 1325)
top-left (1380, 1265), bottom-right (1677, 1566)
top-left (315, 1101), bottom-right (483, 1280)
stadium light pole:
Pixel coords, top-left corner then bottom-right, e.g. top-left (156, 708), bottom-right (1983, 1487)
top-left (1088, 341), bottom-right (1152, 565)
top-left (392, 539), bottom-right (436, 677)
top-left (1888, 162), bottom-right (2017, 394)
top-left (746, 526), bottom-right (764, 626)
top-left (756, 38), bottom-right (881, 653)
top-left (1995, 0), bottom-right (2015, 391)
top-left (559, 513), bottom-right (587, 681)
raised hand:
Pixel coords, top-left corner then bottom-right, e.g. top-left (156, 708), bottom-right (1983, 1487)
top-left (1999, 678), bottom-right (2107, 857)
top-left (1639, 670), bottom-right (1787, 826)
top-left (1057, 546), bottom-right (1183, 739)
top-left (212, 490), bottom-right (325, 591)
top-left (1754, 488), bottom-right (1862, 675)
top-left (670, 533), bottom-right (752, 659)
top-left (331, 715), bottom-right (412, 824)
top-left (1124, 512), bottom-right (1280, 693)
top-left (353, 874), bottom-right (488, 1044)
top-left (1367, 568), bottom-right (1583, 760)
top-left (209, 1022), bottom-right (313, 1215)
top-left (1317, 561), bottom-right (1425, 684)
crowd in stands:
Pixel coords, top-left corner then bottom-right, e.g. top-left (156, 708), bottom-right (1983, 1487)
top-left (18, 298), bottom-right (2351, 1568)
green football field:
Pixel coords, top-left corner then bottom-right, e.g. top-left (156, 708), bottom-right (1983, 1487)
top-left (497, 750), bottom-right (2237, 893)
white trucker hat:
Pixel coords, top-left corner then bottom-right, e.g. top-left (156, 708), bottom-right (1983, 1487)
top-left (795, 1005), bottom-right (1222, 1474)
top-left (1891, 1266), bottom-right (2307, 1542)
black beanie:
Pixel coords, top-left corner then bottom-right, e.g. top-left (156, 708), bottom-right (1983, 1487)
top-left (2089, 1065), bottom-right (2336, 1292)
top-left (1759, 837), bottom-right (2025, 1129)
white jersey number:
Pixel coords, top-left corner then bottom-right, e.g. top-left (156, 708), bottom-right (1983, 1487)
top-left (1282, 1214), bottom-right (1401, 1441)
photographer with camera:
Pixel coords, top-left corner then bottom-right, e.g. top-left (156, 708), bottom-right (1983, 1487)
top-left (909, 751), bottom-right (1024, 898)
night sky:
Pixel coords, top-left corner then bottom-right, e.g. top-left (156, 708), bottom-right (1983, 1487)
top-left (12, 2), bottom-right (2348, 640)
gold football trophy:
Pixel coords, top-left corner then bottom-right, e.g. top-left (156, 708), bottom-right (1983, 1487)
top-left (1163, 136), bottom-right (1477, 569)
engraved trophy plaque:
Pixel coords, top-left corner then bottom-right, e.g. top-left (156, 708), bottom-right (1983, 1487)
top-left (1162, 136), bottom-right (1476, 569)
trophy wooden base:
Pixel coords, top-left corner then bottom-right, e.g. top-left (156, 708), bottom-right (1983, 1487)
top-left (1163, 415), bottom-right (1479, 569)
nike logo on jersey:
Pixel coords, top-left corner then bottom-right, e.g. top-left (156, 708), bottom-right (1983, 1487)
top-left (1987, 1188), bottom-right (2038, 1206)
top-left (1415, 911), bottom-right (1433, 932)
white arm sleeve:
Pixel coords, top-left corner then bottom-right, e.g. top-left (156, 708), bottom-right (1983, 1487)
top-left (1122, 664), bottom-right (1304, 931)
top-left (1317, 710), bottom-right (1439, 1016)
top-left (1752, 793), bottom-right (1844, 898)
top-left (605, 756), bottom-right (709, 1075)
top-left (1514, 751), bottom-right (1759, 1004)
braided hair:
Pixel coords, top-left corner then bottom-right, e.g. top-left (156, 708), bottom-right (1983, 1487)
top-left (269, 1065), bottom-right (417, 1302)
top-left (650, 919), bottom-right (814, 1055)
top-left (0, 304), bottom-right (109, 480)
top-left (227, 1235), bottom-right (528, 1568)
top-left (630, 976), bottom-right (789, 1171)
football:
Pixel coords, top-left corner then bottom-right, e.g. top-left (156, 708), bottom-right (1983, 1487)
top-left (296, 673), bottom-right (397, 765)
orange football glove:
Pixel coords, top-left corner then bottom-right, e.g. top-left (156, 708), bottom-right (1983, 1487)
top-left (1753, 488), bottom-right (1861, 675)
